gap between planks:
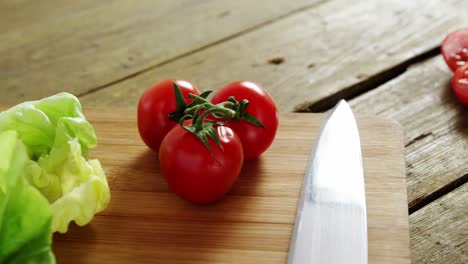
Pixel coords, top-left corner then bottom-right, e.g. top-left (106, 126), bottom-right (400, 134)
top-left (294, 46), bottom-right (441, 113)
top-left (408, 173), bottom-right (468, 215)
top-left (76, 0), bottom-right (327, 98)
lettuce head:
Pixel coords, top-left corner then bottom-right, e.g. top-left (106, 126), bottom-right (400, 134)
top-left (0, 92), bottom-right (110, 234)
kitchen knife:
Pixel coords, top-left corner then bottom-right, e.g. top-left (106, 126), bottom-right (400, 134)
top-left (288, 100), bottom-right (368, 264)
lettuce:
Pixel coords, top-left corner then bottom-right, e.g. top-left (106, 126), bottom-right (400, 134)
top-left (0, 130), bottom-right (55, 264)
top-left (0, 92), bottom-right (110, 233)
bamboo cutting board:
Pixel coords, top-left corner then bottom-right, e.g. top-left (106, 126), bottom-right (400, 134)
top-left (52, 110), bottom-right (411, 264)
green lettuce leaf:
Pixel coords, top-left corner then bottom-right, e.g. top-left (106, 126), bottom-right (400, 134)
top-left (0, 92), bottom-right (110, 233)
top-left (0, 130), bottom-right (55, 264)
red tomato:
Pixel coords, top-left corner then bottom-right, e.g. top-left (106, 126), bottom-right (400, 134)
top-left (211, 81), bottom-right (279, 160)
top-left (452, 64), bottom-right (468, 105)
top-left (159, 123), bottom-right (243, 204)
top-left (137, 79), bottom-right (200, 151)
top-left (441, 28), bottom-right (468, 72)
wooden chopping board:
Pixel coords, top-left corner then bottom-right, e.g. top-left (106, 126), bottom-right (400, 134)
top-left (53, 110), bottom-right (411, 264)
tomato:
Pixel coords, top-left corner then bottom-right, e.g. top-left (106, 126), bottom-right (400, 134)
top-left (441, 28), bottom-right (468, 72)
top-left (137, 79), bottom-right (200, 151)
top-left (452, 64), bottom-right (468, 105)
top-left (211, 81), bottom-right (279, 160)
top-left (159, 123), bottom-right (243, 204)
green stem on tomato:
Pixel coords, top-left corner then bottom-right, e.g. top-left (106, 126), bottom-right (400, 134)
top-left (171, 82), bottom-right (264, 152)
top-left (225, 96), bottom-right (264, 128)
top-left (179, 102), bottom-right (236, 152)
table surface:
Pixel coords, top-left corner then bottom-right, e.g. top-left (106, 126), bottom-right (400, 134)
top-left (1, 1), bottom-right (466, 263)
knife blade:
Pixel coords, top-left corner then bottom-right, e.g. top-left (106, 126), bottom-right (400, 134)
top-left (288, 100), bottom-right (368, 264)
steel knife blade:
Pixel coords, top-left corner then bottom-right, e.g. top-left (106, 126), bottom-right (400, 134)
top-left (288, 100), bottom-right (368, 264)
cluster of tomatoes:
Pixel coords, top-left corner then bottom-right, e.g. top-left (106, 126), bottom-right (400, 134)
top-left (441, 28), bottom-right (468, 105)
top-left (137, 79), bottom-right (279, 204)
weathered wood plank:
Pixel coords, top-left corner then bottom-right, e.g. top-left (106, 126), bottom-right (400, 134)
top-left (0, 0), bottom-right (321, 104)
top-left (80, 0), bottom-right (467, 112)
top-left (350, 56), bottom-right (467, 207)
top-left (409, 183), bottom-right (467, 264)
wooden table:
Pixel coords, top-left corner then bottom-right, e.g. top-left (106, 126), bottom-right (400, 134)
top-left (1, 1), bottom-right (466, 263)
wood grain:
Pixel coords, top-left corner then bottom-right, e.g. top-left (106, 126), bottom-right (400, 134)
top-left (51, 110), bottom-right (410, 263)
top-left (0, 0), bottom-right (321, 104)
top-left (79, 0), bottom-right (468, 112)
top-left (410, 183), bottom-right (468, 264)
top-left (350, 56), bottom-right (468, 208)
